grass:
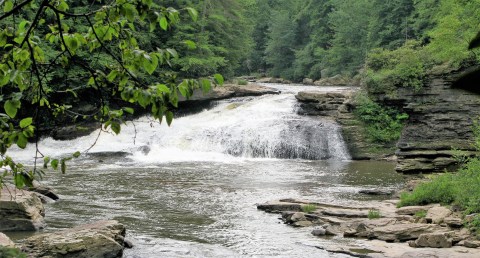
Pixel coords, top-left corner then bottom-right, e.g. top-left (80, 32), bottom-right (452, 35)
top-left (301, 204), bottom-right (317, 213)
top-left (236, 79), bottom-right (248, 85)
top-left (414, 210), bottom-right (427, 219)
top-left (368, 210), bottom-right (381, 219)
top-left (399, 157), bottom-right (480, 235)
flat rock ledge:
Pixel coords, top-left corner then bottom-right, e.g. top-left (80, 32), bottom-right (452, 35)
top-left (179, 83), bottom-right (280, 102)
top-left (0, 186), bottom-right (45, 231)
top-left (20, 220), bottom-right (126, 258)
top-left (257, 199), bottom-right (480, 257)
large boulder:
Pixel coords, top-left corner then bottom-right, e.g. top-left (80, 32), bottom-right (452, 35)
top-left (412, 232), bottom-right (453, 248)
top-left (0, 186), bottom-right (45, 231)
top-left (20, 220), bottom-right (126, 258)
top-left (426, 206), bottom-right (452, 224)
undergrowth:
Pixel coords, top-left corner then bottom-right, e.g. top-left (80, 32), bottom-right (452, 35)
top-left (354, 93), bottom-right (408, 143)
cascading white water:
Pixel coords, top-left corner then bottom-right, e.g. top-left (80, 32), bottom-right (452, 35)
top-left (10, 85), bottom-right (351, 164)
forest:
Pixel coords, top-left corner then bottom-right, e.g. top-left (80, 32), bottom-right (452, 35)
top-left (3, 1), bottom-right (480, 257)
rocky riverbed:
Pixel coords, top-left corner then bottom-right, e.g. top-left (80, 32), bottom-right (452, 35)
top-left (257, 197), bottom-right (480, 257)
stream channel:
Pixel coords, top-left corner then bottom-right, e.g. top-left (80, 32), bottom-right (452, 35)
top-left (10, 84), bottom-right (405, 257)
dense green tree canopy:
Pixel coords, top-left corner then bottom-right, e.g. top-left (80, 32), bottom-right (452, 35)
top-left (1, 0), bottom-right (480, 188)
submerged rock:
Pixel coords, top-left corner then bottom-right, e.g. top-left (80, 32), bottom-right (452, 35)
top-left (27, 185), bottom-right (59, 201)
top-left (359, 189), bottom-right (394, 196)
top-left (256, 201), bottom-right (303, 213)
top-left (0, 186), bottom-right (45, 231)
top-left (20, 220), bottom-right (126, 258)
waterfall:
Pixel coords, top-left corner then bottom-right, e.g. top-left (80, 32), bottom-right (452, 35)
top-left (9, 87), bottom-right (351, 164)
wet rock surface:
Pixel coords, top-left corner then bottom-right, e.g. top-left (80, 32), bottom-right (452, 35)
top-left (20, 220), bottom-right (126, 258)
top-left (0, 186), bottom-right (45, 231)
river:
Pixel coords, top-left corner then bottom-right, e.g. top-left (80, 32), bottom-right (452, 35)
top-left (9, 84), bottom-right (405, 257)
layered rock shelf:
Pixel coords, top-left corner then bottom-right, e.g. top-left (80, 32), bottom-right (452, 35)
top-left (377, 67), bottom-right (480, 173)
top-left (0, 186), bottom-right (46, 231)
top-left (19, 220), bottom-right (127, 258)
top-left (257, 199), bottom-right (480, 257)
top-left (295, 89), bottom-right (396, 160)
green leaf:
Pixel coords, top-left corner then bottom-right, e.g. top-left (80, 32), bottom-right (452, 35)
top-left (106, 70), bottom-right (118, 82)
top-left (111, 121), bottom-right (121, 134)
top-left (166, 111), bottom-right (174, 126)
top-left (184, 40), bottom-right (196, 50)
top-left (201, 79), bottom-right (211, 94)
top-left (51, 159), bottom-right (59, 170)
top-left (72, 151), bottom-right (81, 158)
top-left (4, 100), bottom-right (20, 118)
top-left (61, 159), bottom-right (66, 174)
top-left (4, 0), bottom-right (13, 13)
top-left (186, 7), bottom-right (198, 22)
top-left (214, 74), bottom-right (224, 85)
top-left (159, 17), bottom-right (168, 30)
top-left (43, 157), bottom-right (50, 169)
top-left (123, 107), bottom-right (134, 114)
top-left (14, 173), bottom-right (24, 188)
top-left (16, 133), bottom-right (27, 149)
top-left (19, 117), bottom-right (33, 128)
top-left (156, 84), bottom-right (170, 93)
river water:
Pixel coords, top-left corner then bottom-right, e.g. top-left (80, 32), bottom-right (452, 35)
top-left (9, 84), bottom-right (405, 257)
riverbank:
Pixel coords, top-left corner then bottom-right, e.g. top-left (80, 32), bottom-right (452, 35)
top-left (256, 187), bottom-right (480, 257)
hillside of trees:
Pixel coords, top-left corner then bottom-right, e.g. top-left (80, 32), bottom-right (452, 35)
top-left (1, 0), bottom-right (480, 187)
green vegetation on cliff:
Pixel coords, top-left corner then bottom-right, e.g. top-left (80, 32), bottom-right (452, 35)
top-left (353, 93), bottom-right (408, 143)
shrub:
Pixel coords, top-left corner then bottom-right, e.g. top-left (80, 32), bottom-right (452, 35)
top-left (301, 204), bottom-right (317, 213)
top-left (365, 41), bottom-right (430, 93)
top-left (368, 210), bottom-right (381, 219)
top-left (353, 92), bottom-right (409, 143)
top-left (237, 79), bottom-right (248, 85)
top-left (398, 173), bottom-right (456, 207)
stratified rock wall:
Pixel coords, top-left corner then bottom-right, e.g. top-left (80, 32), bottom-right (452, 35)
top-left (295, 90), bottom-right (395, 160)
top-left (380, 69), bottom-right (480, 173)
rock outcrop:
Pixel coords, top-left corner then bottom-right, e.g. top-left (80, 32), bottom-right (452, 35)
top-left (0, 233), bottom-right (15, 247)
top-left (20, 220), bottom-right (126, 258)
top-left (257, 198), bottom-right (480, 257)
top-left (295, 89), bottom-right (396, 159)
top-left (0, 186), bottom-right (45, 231)
top-left (375, 67), bottom-right (480, 173)
top-left (179, 83), bottom-right (279, 103)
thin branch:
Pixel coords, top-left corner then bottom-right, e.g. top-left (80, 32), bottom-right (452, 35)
top-left (19, 0), bottom-right (48, 48)
top-left (0, 0), bottom-right (32, 21)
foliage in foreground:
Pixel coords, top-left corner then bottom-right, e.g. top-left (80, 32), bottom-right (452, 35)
top-left (353, 93), bottom-right (408, 143)
top-left (0, 0), bottom-right (226, 188)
